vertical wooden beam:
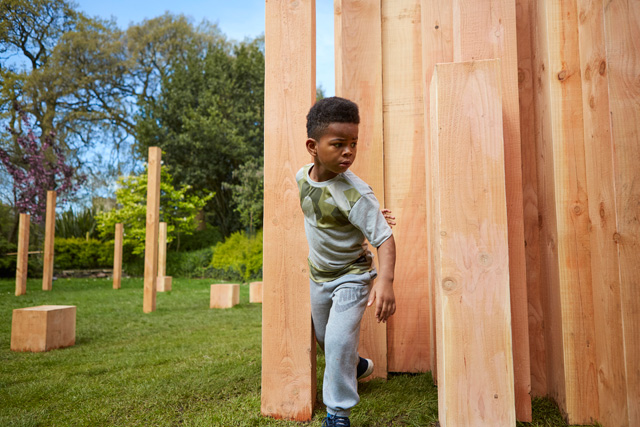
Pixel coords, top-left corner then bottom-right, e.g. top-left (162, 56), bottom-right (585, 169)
top-left (42, 190), bottom-right (56, 291)
top-left (15, 213), bottom-right (30, 296)
top-left (431, 59), bottom-right (515, 427)
top-left (533, 1), bottom-right (598, 423)
top-left (334, 0), bottom-right (387, 380)
top-left (420, 0), bottom-right (454, 381)
top-left (604, 2), bottom-right (640, 425)
top-left (382, 0), bottom-right (431, 373)
top-left (577, 1), bottom-right (629, 425)
top-left (452, 0), bottom-right (531, 419)
top-left (158, 222), bottom-right (168, 279)
top-left (262, 0), bottom-right (316, 420)
top-left (143, 147), bottom-right (161, 313)
top-left (113, 223), bottom-right (123, 290)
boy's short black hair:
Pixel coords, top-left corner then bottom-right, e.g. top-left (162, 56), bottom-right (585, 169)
top-left (306, 96), bottom-right (360, 140)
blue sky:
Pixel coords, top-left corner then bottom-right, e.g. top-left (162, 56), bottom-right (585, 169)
top-left (74, 0), bottom-right (336, 96)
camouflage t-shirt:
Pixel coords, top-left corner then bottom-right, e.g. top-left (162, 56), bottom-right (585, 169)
top-left (296, 164), bottom-right (393, 283)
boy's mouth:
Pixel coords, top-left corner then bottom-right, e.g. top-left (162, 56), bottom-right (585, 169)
top-left (340, 161), bottom-right (352, 167)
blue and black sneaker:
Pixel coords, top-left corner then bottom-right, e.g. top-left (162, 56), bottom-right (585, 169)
top-left (356, 356), bottom-right (374, 380)
top-left (322, 413), bottom-right (350, 427)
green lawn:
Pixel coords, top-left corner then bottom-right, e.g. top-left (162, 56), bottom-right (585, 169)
top-left (1, 278), bottom-right (594, 426)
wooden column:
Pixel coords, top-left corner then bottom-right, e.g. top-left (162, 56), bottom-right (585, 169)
top-left (334, 0), bottom-right (387, 380)
top-left (382, 0), bottom-right (431, 373)
top-left (158, 221), bottom-right (167, 278)
top-left (420, 0), bottom-right (454, 381)
top-left (262, 0), bottom-right (316, 420)
top-left (431, 59), bottom-right (515, 427)
top-left (15, 213), bottom-right (30, 296)
top-left (113, 223), bottom-right (123, 290)
top-left (143, 147), bottom-right (161, 313)
top-left (604, 1), bottom-right (640, 425)
top-left (42, 190), bottom-right (56, 291)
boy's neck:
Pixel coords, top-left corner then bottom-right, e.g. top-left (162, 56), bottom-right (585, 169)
top-left (309, 161), bottom-right (340, 182)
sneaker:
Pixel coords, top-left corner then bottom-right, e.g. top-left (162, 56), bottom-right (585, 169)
top-left (356, 356), bottom-right (374, 380)
top-left (322, 413), bottom-right (351, 427)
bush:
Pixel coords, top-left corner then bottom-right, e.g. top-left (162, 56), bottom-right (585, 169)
top-left (211, 230), bottom-right (262, 283)
top-left (54, 237), bottom-right (113, 270)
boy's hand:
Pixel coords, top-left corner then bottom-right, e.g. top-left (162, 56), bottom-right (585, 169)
top-left (368, 280), bottom-right (396, 323)
top-left (381, 209), bottom-right (396, 228)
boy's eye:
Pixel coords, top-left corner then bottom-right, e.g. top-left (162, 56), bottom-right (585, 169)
top-left (350, 143), bottom-right (357, 148)
top-left (333, 143), bottom-right (343, 148)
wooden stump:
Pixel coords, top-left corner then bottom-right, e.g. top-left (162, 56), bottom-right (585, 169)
top-left (249, 281), bottom-right (263, 303)
top-left (42, 191), bottom-right (56, 291)
top-left (15, 213), bottom-right (30, 296)
top-left (11, 305), bottom-right (76, 352)
top-left (210, 284), bottom-right (240, 309)
top-left (157, 276), bottom-right (172, 292)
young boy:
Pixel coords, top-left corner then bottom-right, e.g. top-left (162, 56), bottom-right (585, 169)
top-left (296, 96), bottom-right (396, 427)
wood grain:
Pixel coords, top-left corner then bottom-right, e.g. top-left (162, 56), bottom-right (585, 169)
top-left (334, 0), bottom-right (387, 380)
top-left (262, 0), bottom-right (316, 420)
top-left (113, 223), bottom-right (123, 290)
top-left (431, 59), bottom-right (515, 427)
top-left (15, 214), bottom-right (29, 296)
top-left (42, 191), bottom-right (56, 291)
top-left (143, 147), bottom-right (161, 313)
top-left (158, 222), bottom-right (167, 278)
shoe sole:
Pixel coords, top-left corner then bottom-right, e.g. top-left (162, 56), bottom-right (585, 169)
top-left (357, 358), bottom-right (374, 380)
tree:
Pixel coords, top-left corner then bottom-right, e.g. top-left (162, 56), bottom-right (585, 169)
top-left (96, 164), bottom-right (213, 255)
top-left (224, 157), bottom-right (263, 234)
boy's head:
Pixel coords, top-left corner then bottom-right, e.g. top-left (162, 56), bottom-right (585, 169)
top-left (306, 96), bottom-right (360, 140)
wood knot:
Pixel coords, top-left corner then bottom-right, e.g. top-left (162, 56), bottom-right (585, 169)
top-left (558, 70), bottom-right (567, 81)
top-left (572, 204), bottom-right (583, 215)
top-left (599, 60), bottom-right (606, 75)
top-left (613, 232), bottom-right (621, 243)
top-left (584, 66), bottom-right (591, 81)
top-left (440, 231), bottom-right (447, 237)
top-left (494, 394), bottom-right (499, 399)
top-left (478, 253), bottom-right (492, 266)
top-left (518, 69), bottom-right (525, 84)
top-left (599, 202), bottom-right (606, 219)
top-left (442, 278), bottom-right (457, 292)
top-left (435, 24), bottom-right (439, 29)
top-left (589, 96), bottom-right (596, 109)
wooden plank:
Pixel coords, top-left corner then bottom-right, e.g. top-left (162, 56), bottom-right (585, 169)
top-left (452, 0), bottom-right (531, 419)
top-left (143, 147), bottom-right (161, 313)
top-left (262, 0), bottom-right (316, 420)
top-left (577, 1), bottom-right (629, 425)
top-left (420, 0), bottom-right (454, 381)
top-left (15, 213), bottom-right (30, 296)
top-left (42, 191), bottom-right (56, 291)
top-left (158, 222), bottom-right (168, 278)
top-left (604, 2), bottom-right (640, 425)
top-left (334, 0), bottom-right (387, 380)
top-left (431, 59), bottom-right (515, 427)
top-left (113, 223), bottom-right (123, 290)
top-left (382, 0), bottom-right (430, 373)
top-left (533, 1), bottom-right (598, 423)
top-left (515, 0), bottom-right (547, 399)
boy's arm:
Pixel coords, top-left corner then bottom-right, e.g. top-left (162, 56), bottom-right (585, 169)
top-left (368, 234), bottom-right (396, 323)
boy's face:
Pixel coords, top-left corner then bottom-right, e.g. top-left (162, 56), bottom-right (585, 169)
top-left (306, 122), bottom-right (358, 180)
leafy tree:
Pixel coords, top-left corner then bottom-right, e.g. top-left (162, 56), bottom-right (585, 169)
top-left (224, 157), bottom-right (263, 234)
top-left (96, 164), bottom-right (213, 255)
top-left (211, 229), bottom-right (263, 282)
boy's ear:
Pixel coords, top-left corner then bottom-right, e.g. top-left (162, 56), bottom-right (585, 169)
top-left (306, 138), bottom-right (318, 157)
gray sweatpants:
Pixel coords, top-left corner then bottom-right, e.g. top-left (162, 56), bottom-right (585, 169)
top-left (310, 270), bottom-right (376, 417)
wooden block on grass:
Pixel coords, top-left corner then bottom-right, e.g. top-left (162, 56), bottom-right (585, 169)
top-left (249, 281), bottom-right (262, 303)
top-left (210, 284), bottom-right (239, 309)
top-left (11, 305), bottom-right (76, 352)
top-left (157, 276), bottom-right (172, 292)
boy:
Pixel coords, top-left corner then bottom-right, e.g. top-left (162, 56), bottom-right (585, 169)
top-left (296, 96), bottom-right (396, 427)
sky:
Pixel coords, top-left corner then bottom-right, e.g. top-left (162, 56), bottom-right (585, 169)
top-left (73, 0), bottom-right (336, 96)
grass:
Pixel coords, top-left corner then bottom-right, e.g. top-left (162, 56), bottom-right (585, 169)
top-left (0, 277), bottom-right (597, 426)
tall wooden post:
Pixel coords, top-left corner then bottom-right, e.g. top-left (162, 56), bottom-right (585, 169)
top-left (143, 147), bottom-right (161, 313)
top-left (431, 59), bottom-right (515, 427)
top-left (113, 223), bottom-right (123, 290)
top-left (158, 222), bottom-right (167, 279)
top-left (15, 213), bottom-right (30, 296)
top-left (262, 0), bottom-right (316, 420)
top-left (42, 190), bottom-right (56, 291)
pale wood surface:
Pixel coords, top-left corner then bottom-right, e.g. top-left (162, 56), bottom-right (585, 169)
top-left (113, 223), bottom-right (123, 290)
top-left (382, 0), bottom-right (430, 373)
top-left (515, 0), bottom-right (547, 398)
top-left (334, 0), bottom-right (387, 380)
top-left (604, 2), bottom-right (640, 425)
top-left (42, 191), bottom-right (56, 291)
top-left (11, 305), bottom-right (76, 352)
top-left (577, 1), bottom-right (629, 425)
top-left (158, 222), bottom-right (167, 278)
top-left (262, 0), bottom-right (316, 420)
top-left (210, 284), bottom-right (239, 309)
top-left (420, 0), bottom-right (453, 381)
top-left (143, 147), bottom-right (161, 313)
top-left (431, 60), bottom-right (515, 427)
top-left (15, 214), bottom-right (30, 296)
top-left (249, 281), bottom-right (262, 303)
top-left (533, 1), bottom-right (598, 423)
top-left (157, 276), bottom-right (172, 292)
top-left (452, 0), bottom-right (531, 419)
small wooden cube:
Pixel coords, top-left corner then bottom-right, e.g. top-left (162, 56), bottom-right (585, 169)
top-left (11, 305), bottom-right (76, 352)
top-left (157, 276), bottom-right (172, 292)
top-left (249, 281), bottom-right (263, 303)
top-left (210, 284), bottom-right (240, 309)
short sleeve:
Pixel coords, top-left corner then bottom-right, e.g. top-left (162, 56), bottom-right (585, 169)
top-left (348, 193), bottom-right (393, 248)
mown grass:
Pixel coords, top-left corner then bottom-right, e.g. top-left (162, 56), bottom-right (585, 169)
top-left (1, 278), bottom-right (597, 426)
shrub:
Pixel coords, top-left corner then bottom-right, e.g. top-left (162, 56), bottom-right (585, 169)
top-left (54, 237), bottom-right (113, 270)
top-left (211, 230), bottom-right (262, 283)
